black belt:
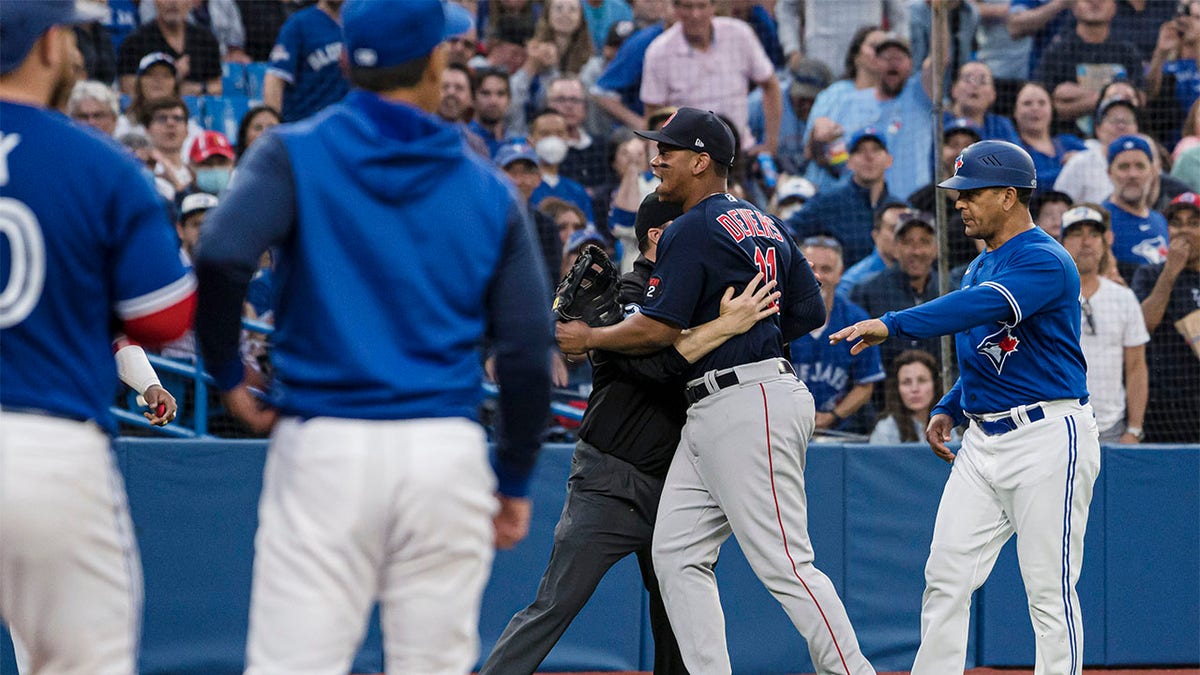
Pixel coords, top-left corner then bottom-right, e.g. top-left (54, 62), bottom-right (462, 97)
top-left (965, 396), bottom-right (1089, 436)
top-left (685, 360), bottom-right (795, 406)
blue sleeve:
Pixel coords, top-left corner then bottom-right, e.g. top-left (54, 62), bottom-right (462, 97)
top-left (594, 27), bottom-right (651, 92)
top-left (486, 200), bottom-right (554, 497)
top-left (909, 4), bottom-right (930, 67)
top-left (267, 14), bottom-right (301, 82)
top-left (932, 377), bottom-right (967, 427)
top-left (883, 248), bottom-right (1069, 338)
top-left (639, 218), bottom-right (708, 328)
top-left (750, 6), bottom-right (785, 67)
top-left (195, 134), bottom-right (297, 390)
top-left (881, 284), bottom-right (1016, 339)
top-left (608, 205), bottom-right (635, 233)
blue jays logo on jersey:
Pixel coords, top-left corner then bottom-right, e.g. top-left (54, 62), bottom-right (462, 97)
top-left (977, 324), bottom-right (1020, 373)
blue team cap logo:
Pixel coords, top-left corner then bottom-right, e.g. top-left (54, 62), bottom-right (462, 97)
top-left (977, 325), bottom-right (1020, 374)
top-left (953, 154), bottom-right (964, 175)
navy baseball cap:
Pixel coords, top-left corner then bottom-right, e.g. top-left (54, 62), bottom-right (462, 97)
top-left (1107, 134), bottom-right (1153, 164)
top-left (634, 193), bottom-right (684, 245)
top-left (894, 209), bottom-right (935, 237)
top-left (848, 127), bottom-right (887, 153)
top-left (635, 107), bottom-right (736, 167)
top-left (342, 0), bottom-right (473, 69)
top-left (495, 142), bottom-right (538, 169)
top-left (0, 0), bottom-right (108, 75)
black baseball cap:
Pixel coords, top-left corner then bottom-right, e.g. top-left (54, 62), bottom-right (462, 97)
top-left (635, 107), bottom-right (736, 167)
top-left (635, 193), bottom-right (685, 245)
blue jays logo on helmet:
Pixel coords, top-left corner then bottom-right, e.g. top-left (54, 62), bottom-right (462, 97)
top-left (938, 140), bottom-right (1037, 191)
top-left (977, 324), bottom-right (1021, 374)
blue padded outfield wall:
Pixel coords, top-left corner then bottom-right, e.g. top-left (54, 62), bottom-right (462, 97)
top-left (2, 441), bottom-right (1197, 673)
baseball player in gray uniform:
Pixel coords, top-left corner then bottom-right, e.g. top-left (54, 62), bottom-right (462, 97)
top-left (558, 107), bottom-right (874, 674)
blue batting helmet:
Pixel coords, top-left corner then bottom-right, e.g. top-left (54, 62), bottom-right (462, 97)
top-left (937, 140), bottom-right (1037, 191)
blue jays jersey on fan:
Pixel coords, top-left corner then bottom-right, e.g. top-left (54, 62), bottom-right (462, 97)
top-left (1103, 199), bottom-right (1169, 267)
top-left (881, 226), bottom-right (1088, 418)
top-left (790, 298), bottom-right (885, 413)
top-left (642, 193), bottom-right (823, 378)
top-left (268, 6), bottom-right (349, 122)
top-left (0, 102), bottom-right (193, 430)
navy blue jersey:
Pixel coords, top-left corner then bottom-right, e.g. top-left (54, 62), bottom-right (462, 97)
top-left (881, 227), bottom-right (1087, 419)
top-left (641, 193), bottom-right (823, 378)
top-left (790, 297), bottom-right (885, 413)
top-left (0, 102), bottom-right (194, 430)
top-left (267, 6), bottom-right (349, 122)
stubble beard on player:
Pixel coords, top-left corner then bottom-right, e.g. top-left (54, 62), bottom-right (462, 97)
top-left (50, 64), bottom-right (77, 112)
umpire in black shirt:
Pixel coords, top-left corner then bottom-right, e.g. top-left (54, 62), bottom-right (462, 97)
top-left (480, 195), bottom-right (781, 675)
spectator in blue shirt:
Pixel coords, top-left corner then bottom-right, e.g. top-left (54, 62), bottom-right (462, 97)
top-left (1014, 81), bottom-right (1088, 188)
top-left (470, 68), bottom-right (519, 156)
top-left (839, 201), bottom-right (907, 298)
top-left (944, 61), bottom-right (1020, 144)
top-left (1102, 134), bottom-right (1171, 281)
top-left (850, 211), bottom-right (945, 374)
top-left (786, 127), bottom-right (901, 267)
top-left (791, 237), bottom-right (885, 434)
top-left (263, 0), bottom-right (349, 122)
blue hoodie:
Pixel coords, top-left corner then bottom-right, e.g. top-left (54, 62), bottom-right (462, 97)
top-left (196, 90), bottom-right (552, 495)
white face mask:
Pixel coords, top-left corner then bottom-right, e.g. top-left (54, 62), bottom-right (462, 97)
top-left (534, 136), bottom-right (569, 166)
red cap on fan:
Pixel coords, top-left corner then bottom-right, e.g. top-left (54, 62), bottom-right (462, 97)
top-left (189, 131), bottom-right (235, 164)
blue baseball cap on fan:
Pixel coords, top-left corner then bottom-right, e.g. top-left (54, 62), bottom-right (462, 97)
top-left (342, 0), bottom-right (474, 69)
top-left (0, 0), bottom-right (109, 75)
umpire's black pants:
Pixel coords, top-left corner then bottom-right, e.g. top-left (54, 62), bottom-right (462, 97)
top-left (479, 441), bottom-right (688, 675)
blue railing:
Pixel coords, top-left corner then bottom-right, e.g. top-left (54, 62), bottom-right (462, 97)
top-left (112, 320), bottom-right (587, 437)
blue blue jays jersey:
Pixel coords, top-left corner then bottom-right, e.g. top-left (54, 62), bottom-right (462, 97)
top-left (1103, 199), bottom-right (1169, 267)
top-left (268, 6), bottom-right (349, 122)
top-left (790, 298), bottom-right (885, 412)
top-left (882, 226), bottom-right (1088, 418)
top-left (0, 102), bottom-right (194, 430)
top-left (642, 193), bottom-right (823, 378)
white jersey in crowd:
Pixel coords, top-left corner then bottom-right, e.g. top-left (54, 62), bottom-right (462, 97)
top-left (1079, 277), bottom-right (1150, 433)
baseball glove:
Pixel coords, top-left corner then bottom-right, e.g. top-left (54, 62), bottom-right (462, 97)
top-left (553, 244), bottom-right (623, 327)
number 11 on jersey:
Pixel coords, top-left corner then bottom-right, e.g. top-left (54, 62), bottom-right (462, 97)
top-left (754, 245), bottom-right (779, 310)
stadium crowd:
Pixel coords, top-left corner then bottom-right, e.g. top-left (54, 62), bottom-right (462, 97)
top-left (69, 0), bottom-right (1198, 444)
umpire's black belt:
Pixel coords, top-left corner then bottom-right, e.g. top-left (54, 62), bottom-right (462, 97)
top-left (964, 396), bottom-right (1089, 436)
top-left (685, 358), bottom-right (796, 406)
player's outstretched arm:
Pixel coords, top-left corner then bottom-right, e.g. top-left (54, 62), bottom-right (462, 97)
top-left (828, 318), bottom-right (890, 355)
top-left (926, 414), bottom-right (957, 463)
top-left (675, 273), bottom-right (780, 362)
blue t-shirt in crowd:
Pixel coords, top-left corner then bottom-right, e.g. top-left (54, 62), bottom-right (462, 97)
top-left (790, 298), bottom-right (885, 413)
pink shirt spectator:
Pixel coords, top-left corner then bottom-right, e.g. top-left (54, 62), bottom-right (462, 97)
top-left (640, 17), bottom-right (774, 148)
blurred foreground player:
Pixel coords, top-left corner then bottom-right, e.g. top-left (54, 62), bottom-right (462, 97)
top-left (194, 0), bottom-right (552, 672)
top-left (0, 2), bottom-right (196, 672)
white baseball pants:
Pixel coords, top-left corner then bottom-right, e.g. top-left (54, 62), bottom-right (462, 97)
top-left (0, 411), bottom-right (142, 675)
top-left (244, 416), bottom-right (498, 675)
top-left (912, 401), bottom-right (1100, 675)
